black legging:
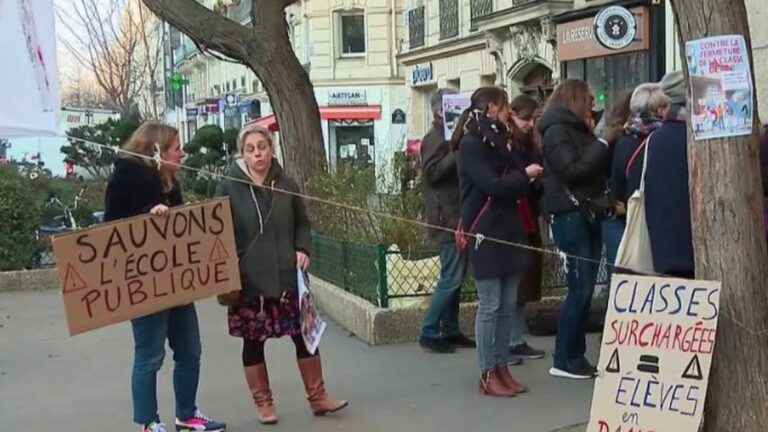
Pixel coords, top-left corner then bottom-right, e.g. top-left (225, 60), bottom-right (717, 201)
top-left (242, 335), bottom-right (318, 366)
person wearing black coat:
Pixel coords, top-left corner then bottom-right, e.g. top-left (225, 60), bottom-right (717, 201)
top-left (538, 80), bottom-right (611, 380)
top-left (502, 94), bottom-right (546, 361)
top-left (104, 122), bottom-right (226, 432)
top-left (453, 87), bottom-right (541, 397)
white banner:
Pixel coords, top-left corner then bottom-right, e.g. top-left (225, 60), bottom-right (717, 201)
top-left (0, 0), bottom-right (61, 137)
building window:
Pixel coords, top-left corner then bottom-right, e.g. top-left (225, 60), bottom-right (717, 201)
top-left (252, 80), bottom-right (259, 93)
top-left (439, 0), bottom-right (459, 40)
top-left (232, 79), bottom-right (237, 90)
top-left (470, 0), bottom-right (493, 30)
top-left (408, 6), bottom-right (425, 49)
top-left (241, 76), bottom-right (246, 88)
top-left (226, 82), bottom-right (230, 93)
top-left (563, 51), bottom-right (650, 111)
top-left (338, 11), bottom-right (365, 57)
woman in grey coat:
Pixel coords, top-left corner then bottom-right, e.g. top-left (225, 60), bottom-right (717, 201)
top-left (216, 125), bottom-right (347, 425)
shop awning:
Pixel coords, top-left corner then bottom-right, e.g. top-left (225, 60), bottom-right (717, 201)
top-left (245, 106), bottom-right (382, 132)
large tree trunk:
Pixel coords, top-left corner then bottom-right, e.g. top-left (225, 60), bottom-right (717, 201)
top-left (140, 0), bottom-right (326, 189)
top-left (670, 1), bottom-right (768, 430)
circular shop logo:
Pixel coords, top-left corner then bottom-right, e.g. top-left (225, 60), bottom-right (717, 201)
top-left (594, 6), bottom-right (637, 50)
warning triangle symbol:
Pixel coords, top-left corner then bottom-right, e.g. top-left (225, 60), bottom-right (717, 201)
top-left (605, 348), bottom-right (620, 373)
top-left (209, 237), bottom-right (230, 262)
top-left (682, 355), bottom-right (704, 380)
top-left (62, 263), bottom-right (88, 294)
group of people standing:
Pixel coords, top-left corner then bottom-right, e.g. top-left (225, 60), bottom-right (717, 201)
top-left (102, 68), bottom-right (700, 429)
top-left (418, 71), bottom-right (695, 394)
top-left (105, 123), bottom-right (346, 432)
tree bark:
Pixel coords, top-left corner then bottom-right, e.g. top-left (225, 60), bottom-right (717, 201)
top-left (140, 0), bottom-right (327, 189)
top-left (670, 1), bottom-right (768, 430)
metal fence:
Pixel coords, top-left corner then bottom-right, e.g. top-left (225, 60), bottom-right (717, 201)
top-left (310, 233), bottom-right (610, 309)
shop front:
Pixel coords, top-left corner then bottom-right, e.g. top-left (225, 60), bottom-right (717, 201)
top-left (400, 38), bottom-right (497, 145)
top-left (248, 89), bottom-right (385, 172)
top-left (554, 1), bottom-right (667, 111)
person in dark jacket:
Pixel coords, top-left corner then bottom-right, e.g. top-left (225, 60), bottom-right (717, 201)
top-left (215, 125), bottom-right (347, 425)
top-left (644, 71), bottom-right (695, 278)
top-left (104, 122), bottom-right (226, 432)
top-left (453, 86), bottom-right (542, 397)
top-left (418, 88), bottom-right (476, 353)
top-left (538, 79), bottom-right (611, 380)
top-left (502, 94), bottom-right (546, 360)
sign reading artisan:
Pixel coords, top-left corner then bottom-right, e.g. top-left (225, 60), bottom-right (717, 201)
top-left (53, 198), bottom-right (241, 336)
top-left (587, 275), bottom-right (721, 432)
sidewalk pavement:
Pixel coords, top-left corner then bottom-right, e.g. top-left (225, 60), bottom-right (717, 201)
top-left (0, 290), bottom-right (599, 432)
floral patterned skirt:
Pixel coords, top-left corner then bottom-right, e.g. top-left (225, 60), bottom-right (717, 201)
top-left (228, 291), bottom-right (301, 342)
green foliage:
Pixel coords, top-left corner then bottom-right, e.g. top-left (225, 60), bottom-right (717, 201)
top-left (307, 153), bottom-right (429, 256)
top-left (61, 112), bottom-right (141, 180)
top-left (0, 167), bottom-right (42, 270)
top-left (181, 125), bottom-right (233, 200)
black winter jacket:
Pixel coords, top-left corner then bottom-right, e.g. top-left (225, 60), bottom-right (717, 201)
top-left (215, 159), bottom-right (311, 300)
top-left (458, 123), bottom-right (532, 280)
top-left (421, 125), bottom-right (461, 243)
top-left (104, 157), bottom-right (183, 222)
top-left (538, 107), bottom-right (611, 215)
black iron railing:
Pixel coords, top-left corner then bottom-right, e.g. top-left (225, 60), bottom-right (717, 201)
top-left (408, 7), bottom-right (425, 49)
top-left (439, 0), bottom-right (459, 40)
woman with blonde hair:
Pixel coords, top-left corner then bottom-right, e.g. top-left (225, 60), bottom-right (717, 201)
top-left (104, 122), bottom-right (226, 432)
top-left (216, 125), bottom-right (347, 425)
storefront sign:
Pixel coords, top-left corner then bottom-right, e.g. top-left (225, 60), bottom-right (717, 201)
top-left (557, 7), bottom-right (649, 62)
top-left (328, 89), bottom-right (367, 106)
top-left (391, 108), bottom-right (406, 124)
top-left (594, 6), bottom-right (637, 50)
top-left (587, 275), bottom-right (721, 432)
top-left (412, 62), bottom-right (434, 85)
top-left (186, 108), bottom-right (198, 120)
top-left (686, 35), bottom-right (754, 140)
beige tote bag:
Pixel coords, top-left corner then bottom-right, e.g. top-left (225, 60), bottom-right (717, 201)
top-left (615, 132), bottom-right (655, 274)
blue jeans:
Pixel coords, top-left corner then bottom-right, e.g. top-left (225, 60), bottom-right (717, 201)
top-left (475, 275), bottom-right (521, 372)
top-left (131, 303), bottom-right (201, 425)
top-left (602, 216), bottom-right (625, 282)
top-left (550, 212), bottom-right (602, 369)
top-left (421, 241), bottom-right (469, 339)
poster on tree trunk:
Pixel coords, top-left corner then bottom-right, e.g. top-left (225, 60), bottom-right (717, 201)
top-left (686, 35), bottom-right (753, 140)
top-left (586, 274), bottom-right (721, 432)
top-left (52, 198), bottom-right (241, 336)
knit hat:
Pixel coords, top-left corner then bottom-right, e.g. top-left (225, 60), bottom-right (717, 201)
top-left (660, 70), bottom-right (686, 105)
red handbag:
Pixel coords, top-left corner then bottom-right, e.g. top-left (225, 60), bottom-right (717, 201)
top-left (455, 197), bottom-right (492, 254)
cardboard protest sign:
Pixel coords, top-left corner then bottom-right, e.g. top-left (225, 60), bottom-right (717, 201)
top-left (298, 270), bottom-right (326, 355)
top-left (52, 198), bottom-right (241, 336)
top-left (587, 275), bottom-right (721, 432)
top-left (686, 35), bottom-right (754, 140)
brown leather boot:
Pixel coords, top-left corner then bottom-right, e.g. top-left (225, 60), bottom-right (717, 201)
top-left (243, 364), bottom-right (278, 424)
top-left (479, 369), bottom-right (518, 397)
top-left (297, 356), bottom-right (349, 416)
top-left (495, 364), bottom-right (528, 394)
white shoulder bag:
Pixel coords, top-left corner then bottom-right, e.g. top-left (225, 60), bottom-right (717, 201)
top-left (615, 132), bottom-right (655, 274)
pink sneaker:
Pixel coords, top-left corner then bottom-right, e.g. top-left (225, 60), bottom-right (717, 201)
top-left (175, 410), bottom-right (226, 432)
